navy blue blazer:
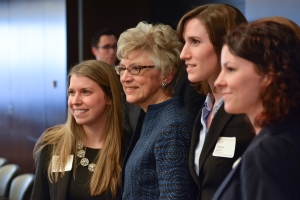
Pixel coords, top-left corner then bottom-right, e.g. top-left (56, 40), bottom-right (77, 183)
top-left (213, 120), bottom-right (300, 200)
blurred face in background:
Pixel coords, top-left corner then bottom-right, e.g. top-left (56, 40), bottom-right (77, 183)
top-left (92, 35), bottom-right (117, 66)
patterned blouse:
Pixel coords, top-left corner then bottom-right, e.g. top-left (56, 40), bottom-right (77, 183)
top-left (122, 97), bottom-right (197, 199)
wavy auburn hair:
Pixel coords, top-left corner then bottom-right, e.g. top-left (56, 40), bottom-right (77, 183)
top-left (224, 19), bottom-right (300, 127)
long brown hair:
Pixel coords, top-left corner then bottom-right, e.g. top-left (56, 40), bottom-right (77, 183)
top-left (177, 4), bottom-right (247, 94)
top-left (33, 60), bottom-right (124, 197)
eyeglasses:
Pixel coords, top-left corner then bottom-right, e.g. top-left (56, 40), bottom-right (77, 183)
top-left (115, 65), bottom-right (155, 75)
top-left (97, 44), bottom-right (117, 51)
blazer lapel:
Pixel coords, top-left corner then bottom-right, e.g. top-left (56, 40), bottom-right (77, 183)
top-left (198, 104), bottom-right (233, 171)
top-left (189, 110), bottom-right (202, 186)
top-left (51, 171), bottom-right (71, 200)
top-left (121, 109), bottom-right (145, 192)
top-left (212, 159), bottom-right (241, 200)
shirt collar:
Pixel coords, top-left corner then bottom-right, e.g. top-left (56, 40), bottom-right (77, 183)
top-left (204, 94), bottom-right (224, 116)
top-left (204, 94), bottom-right (214, 111)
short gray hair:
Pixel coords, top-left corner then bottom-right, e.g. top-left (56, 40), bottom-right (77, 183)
top-left (117, 21), bottom-right (183, 91)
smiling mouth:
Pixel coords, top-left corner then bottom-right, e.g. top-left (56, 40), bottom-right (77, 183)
top-left (74, 109), bottom-right (88, 114)
top-left (222, 93), bottom-right (231, 98)
top-left (125, 86), bottom-right (138, 91)
top-left (186, 63), bottom-right (196, 68)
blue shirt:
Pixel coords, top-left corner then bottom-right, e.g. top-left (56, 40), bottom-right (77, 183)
top-left (194, 94), bottom-right (224, 175)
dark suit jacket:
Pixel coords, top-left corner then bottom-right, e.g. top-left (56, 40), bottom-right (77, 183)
top-left (123, 101), bottom-right (140, 134)
top-left (190, 104), bottom-right (255, 200)
top-left (32, 132), bottom-right (129, 200)
top-left (213, 120), bottom-right (300, 200)
top-left (173, 70), bottom-right (206, 119)
top-left (31, 145), bottom-right (68, 200)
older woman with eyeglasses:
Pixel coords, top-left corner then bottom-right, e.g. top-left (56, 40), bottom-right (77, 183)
top-left (116, 21), bottom-right (197, 199)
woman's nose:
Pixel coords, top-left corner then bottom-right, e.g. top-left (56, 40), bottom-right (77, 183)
top-left (214, 71), bottom-right (226, 88)
top-left (71, 93), bottom-right (82, 105)
top-left (180, 44), bottom-right (191, 60)
top-left (120, 69), bottom-right (132, 83)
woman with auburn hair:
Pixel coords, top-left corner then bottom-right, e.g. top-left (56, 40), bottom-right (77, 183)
top-left (214, 18), bottom-right (300, 200)
top-left (257, 16), bottom-right (300, 39)
top-left (32, 60), bottom-right (129, 199)
top-left (177, 4), bottom-right (254, 200)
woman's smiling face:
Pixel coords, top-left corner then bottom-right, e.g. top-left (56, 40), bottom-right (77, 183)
top-left (215, 45), bottom-right (267, 119)
top-left (119, 49), bottom-right (169, 111)
top-left (68, 75), bottom-right (109, 127)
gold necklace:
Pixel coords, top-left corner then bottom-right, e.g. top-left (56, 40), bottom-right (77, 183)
top-left (77, 142), bottom-right (96, 172)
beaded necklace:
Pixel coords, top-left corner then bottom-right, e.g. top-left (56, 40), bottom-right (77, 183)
top-left (76, 142), bottom-right (96, 172)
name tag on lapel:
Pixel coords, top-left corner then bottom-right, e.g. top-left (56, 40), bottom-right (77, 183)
top-left (51, 155), bottom-right (73, 172)
top-left (212, 137), bottom-right (236, 158)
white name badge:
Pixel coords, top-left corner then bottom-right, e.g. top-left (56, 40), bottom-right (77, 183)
top-left (51, 155), bottom-right (74, 172)
top-left (212, 137), bottom-right (236, 158)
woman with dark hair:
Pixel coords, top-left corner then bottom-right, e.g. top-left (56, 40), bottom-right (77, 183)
top-left (177, 4), bottom-right (255, 200)
top-left (257, 16), bottom-right (300, 40)
top-left (213, 18), bottom-right (300, 200)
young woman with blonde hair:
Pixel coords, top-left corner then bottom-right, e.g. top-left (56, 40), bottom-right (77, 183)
top-left (32, 60), bottom-right (128, 199)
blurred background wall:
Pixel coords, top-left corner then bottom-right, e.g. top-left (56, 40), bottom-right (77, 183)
top-left (0, 0), bottom-right (67, 174)
top-left (0, 0), bottom-right (299, 174)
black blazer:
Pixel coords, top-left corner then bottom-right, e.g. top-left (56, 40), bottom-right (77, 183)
top-left (31, 145), bottom-right (68, 200)
top-left (212, 120), bottom-right (300, 200)
top-left (32, 156), bottom-right (119, 200)
top-left (32, 132), bottom-right (130, 200)
top-left (190, 104), bottom-right (255, 200)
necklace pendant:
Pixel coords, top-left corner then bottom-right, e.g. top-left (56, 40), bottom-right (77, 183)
top-left (76, 141), bottom-right (97, 172)
top-left (77, 142), bottom-right (84, 149)
top-left (88, 163), bottom-right (96, 172)
top-left (77, 149), bottom-right (85, 158)
top-left (80, 158), bottom-right (89, 166)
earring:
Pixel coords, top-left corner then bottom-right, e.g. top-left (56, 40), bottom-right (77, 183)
top-left (161, 82), bottom-right (168, 89)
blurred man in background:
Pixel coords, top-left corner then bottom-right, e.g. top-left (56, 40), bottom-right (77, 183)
top-left (91, 29), bottom-right (117, 66)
